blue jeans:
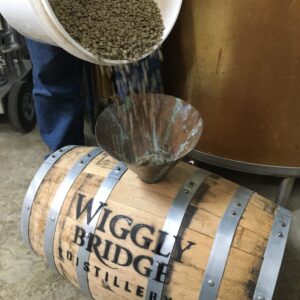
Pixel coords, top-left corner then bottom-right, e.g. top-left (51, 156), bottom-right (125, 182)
top-left (26, 39), bottom-right (85, 151)
top-left (26, 38), bottom-right (163, 151)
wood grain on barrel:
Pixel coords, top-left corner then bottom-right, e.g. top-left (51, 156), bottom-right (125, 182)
top-left (29, 147), bottom-right (91, 257)
top-left (28, 147), bottom-right (277, 299)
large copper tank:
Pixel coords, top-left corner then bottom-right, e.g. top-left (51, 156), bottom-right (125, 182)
top-left (163, 0), bottom-right (300, 168)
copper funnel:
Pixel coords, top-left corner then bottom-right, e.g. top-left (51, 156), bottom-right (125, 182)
top-left (95, 94), bottom-right (203, 183)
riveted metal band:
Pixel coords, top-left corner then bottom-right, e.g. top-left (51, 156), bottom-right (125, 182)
top-left (21, 145), bottom-right (78, 251)
top-left (76, 162), bottom-right (128, 298)
top-left (198, 187), bottom-right (254, 300)
top-left (252, 207), bottom-right (291, 300)
top-left (146, 169), bottom-right (211, 300)
top-left (44, 148), bottom-right (103, 271)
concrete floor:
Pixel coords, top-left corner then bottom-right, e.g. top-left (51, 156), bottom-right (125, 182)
top-left (0, 119), bottom-right (300, 300)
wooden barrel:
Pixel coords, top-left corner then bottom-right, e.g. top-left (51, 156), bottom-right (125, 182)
top-left (21, 146), bottom-right (291, 300)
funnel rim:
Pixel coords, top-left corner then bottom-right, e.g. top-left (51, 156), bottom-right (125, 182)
top-left (95, 93), bottom-right (203, 166)
top-left (98, 93), bottom-right (203, 119)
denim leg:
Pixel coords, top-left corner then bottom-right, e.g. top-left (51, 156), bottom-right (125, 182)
top-left (26, 39), bottom-right (84, 151)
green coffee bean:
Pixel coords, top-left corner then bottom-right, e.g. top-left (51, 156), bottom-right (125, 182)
top-left (49, 0), bottom-right (164, 62)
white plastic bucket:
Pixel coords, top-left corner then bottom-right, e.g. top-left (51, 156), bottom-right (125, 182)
top-left (0, 0), bottom-right (182, 65)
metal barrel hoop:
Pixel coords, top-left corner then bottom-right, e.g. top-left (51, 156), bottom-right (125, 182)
top-left (252, 207), bottom-right (292, 300)
top-left (198, 187), bottom-right (254, 300)
top-left (44, 148), bottom-right (103, 272)
top-left (146, 169), bottom-right (211, 300)
top-left (76, 162), bottom-right (128, 298)
top-left (21, 145), bottom-right (78, 251)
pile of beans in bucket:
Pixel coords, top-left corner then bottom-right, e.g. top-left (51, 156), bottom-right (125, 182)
top-left (49, 0), bottom-right (164, 62)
